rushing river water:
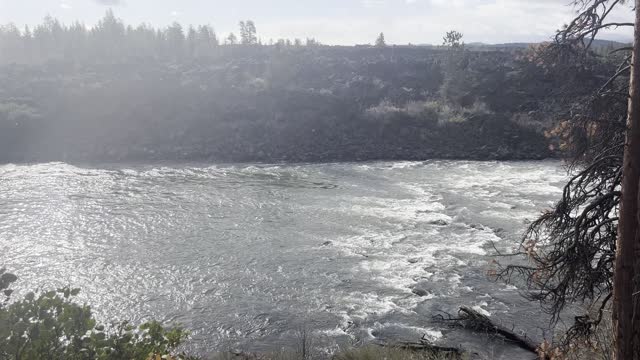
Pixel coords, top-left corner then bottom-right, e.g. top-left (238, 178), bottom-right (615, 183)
top-left (0, 161), bottom-right (568, 359)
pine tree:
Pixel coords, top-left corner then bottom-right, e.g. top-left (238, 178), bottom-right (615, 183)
top-left (186, 26), bottom-right (197, 57)
top-left (226, 32), bottom-right (237, 45)
top-left (238, 21), bottom-right (247, 44)
top-left (375, 32), bottom-right (386, 47)
top-left (442, 30), bottom-right (463, 48)
top-left (614, 2), bottom-right (640, 357)
top-left (239, 20), bottom-right (257, 45)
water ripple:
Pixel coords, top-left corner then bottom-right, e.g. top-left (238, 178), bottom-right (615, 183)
top-left (0, 160), bottom-right (567, 357)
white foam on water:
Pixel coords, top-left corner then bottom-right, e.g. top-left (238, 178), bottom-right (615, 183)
top-left (447, 166), bottom-right (566, 198)
top-left (387, 161), bottom-right (424, 170)
top-left (316, 327), bottom-right (353, 338)
top-left (328, 218), bottom-right (504, 326)
top-left (355, 164), bottom-right (374, 171)
top-left (114, 164), bottom-right (316, 184)
top-left (333, 231), bottom-right (414, 254)
top-left (422, 229), bottom-right (499, 256)
top-left (479, 209), bottom-right (535, 222)
top-left (472, 302), bottom-right (492, 317)
top-left (345, 197), bottom-right (449, 223)
top-left (357, 257), bottom-right (431, 291)
top-left (369, 322), bottom-right (443, 341)
top-left (400, 183), bottom-right (433, 197)
top-left (491, 201), bottom-right (515, 209)
top-left (336, 292), bottom-right (415, 321)
top-left (120, 168), bottom-right (139, 176)
top-left (423, 329), bottom-right (444, 341)
top-left (448, 273), bottom-right (462, 285)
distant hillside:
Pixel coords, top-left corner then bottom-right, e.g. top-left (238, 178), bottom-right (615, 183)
top-left (467, 38), bottom-right (630, 50)
top-left (0, 14), bottom-right (620, 163)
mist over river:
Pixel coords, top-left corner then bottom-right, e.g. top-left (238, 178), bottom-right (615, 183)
top-left (0, 161), bottom-right (568, 359)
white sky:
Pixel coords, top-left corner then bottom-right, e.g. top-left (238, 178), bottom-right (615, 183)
top-left (0, 0), bottom-right (635, 45)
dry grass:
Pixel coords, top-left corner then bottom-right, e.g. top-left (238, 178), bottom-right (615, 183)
top-left (536, 306), bottom-right (614, 360)
top-left (550, 322), bottom-right (613, 360)
top-left (363, 99), bottom-right (491, 125)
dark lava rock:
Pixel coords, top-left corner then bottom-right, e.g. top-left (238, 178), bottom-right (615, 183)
top-left (412, 288), bottom-right (430, 297)
top-left (429, 219), bottom-right (448, 226)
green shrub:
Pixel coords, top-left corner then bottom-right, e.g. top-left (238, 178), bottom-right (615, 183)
top-left (0, 269), bottom-right (195, 360)
top-left (0, 270), bottom-right (466, 360)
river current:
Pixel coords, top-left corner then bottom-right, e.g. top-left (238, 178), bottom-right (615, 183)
top-left (0, 160), bottom-right (568, 358)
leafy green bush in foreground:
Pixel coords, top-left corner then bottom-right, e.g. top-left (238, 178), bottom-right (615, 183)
top-left (0, 269), bottom-right (463, 360)
top-left (0, 268), bottom-right (193, 360)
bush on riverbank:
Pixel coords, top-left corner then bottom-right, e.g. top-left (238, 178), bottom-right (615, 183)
top-left (0, 269), bottom-right (194, 360)
top-left (1, 269), bottom-right (467, 360)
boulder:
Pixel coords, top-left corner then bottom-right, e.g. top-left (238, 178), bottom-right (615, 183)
top-left (412, 288), bottom-right (430, 297)
top-left (429, 219), bottom-right (448, 226)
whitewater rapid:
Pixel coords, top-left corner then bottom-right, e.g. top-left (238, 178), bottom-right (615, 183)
top-left (0, 160), bottom-right (567, 358)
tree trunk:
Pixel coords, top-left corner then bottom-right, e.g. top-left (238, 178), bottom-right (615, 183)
top-left (614, 1), bottom-right (640, 358)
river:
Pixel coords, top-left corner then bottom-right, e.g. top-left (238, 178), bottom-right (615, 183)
top-left (0, 160), bottom-right (568, 359)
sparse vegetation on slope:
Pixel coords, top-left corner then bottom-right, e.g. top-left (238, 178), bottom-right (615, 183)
top-left (0, 13), bottom-right (619, 164)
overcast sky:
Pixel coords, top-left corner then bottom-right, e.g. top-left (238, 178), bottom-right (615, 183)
top-left (0, 0), bottom-right (634, 45)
